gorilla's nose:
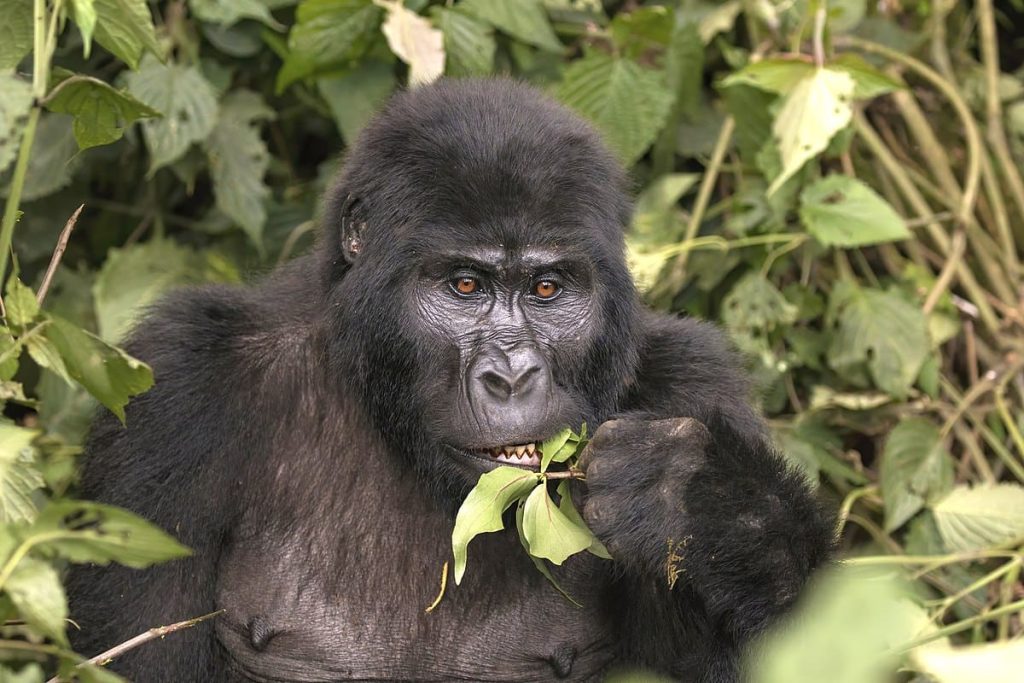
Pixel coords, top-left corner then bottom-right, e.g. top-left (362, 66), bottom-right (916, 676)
top-left (473, 346), bottom-right (548, 404)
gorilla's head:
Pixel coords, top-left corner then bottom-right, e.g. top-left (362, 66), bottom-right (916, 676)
top-left (321, 80), bottom-right (641, 494)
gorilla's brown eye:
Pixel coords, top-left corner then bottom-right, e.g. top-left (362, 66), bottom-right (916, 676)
top-left (534, 280), bottom-right (560, 299)
top-left (452, 277), bottom-right (479, 295)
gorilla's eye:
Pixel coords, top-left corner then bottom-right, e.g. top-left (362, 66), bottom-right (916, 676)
top-left (533, 280), bottom-right (560, 300)
top-left (451, 277), bottom-right (480, 296)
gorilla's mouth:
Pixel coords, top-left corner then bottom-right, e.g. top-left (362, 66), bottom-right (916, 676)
top-left (479, 443), bottom-right (541, 468)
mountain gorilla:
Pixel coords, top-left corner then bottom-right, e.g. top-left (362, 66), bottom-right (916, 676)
top-left (67, 80), bottom-right (832, 682)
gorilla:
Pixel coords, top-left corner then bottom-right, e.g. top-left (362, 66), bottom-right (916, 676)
top-left (67, 79), bottom-right (832, 682)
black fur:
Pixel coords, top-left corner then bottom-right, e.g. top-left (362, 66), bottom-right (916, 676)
top-left (66, 80), bottom-right (833, 682)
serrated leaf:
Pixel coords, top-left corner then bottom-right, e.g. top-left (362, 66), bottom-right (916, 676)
top-left (0, 0), bottom-right (33, 70)
top-left (556, 481), bottom-right (610, 559)
top-left (452, 466), bottom-right (540, 584)
top-left (0, 74), bottom-right (34, 175)
top-left (800, 175), bottom-right (909, 247)
top-left (376, 0), bottom-right (444, 86)
top-left (277, 0), bottom-right (383, 91)
top-left (880, 418), bottom-right (953, 532)
top-left (318, 61), bottom-right (396, 144)
top-left (522, 483), bottom-right (592, 565)
top-left (827, 284), bottom-right (930, 399)
top-left (932, 484), bottom-right (1024, 552)
top-left (430, 7), bottom-right (494, 77)
top-left (914, 639), bottom-right (1024, 683)
top-left (206, 91), bottom-right (274, 249)
top-left (189, 0), bottom-right (279, 27)
top-left (44, 75), bottom-right (161, 150)
top-left (555, 51), bottom-right (674, 166)
top-left (0, 423), bottom-right (43, 524)
top-left (41, 315), bottom-right (154, 422)
top-left (539, 427), bottom-right (572, 473)
top-left (514, 501), bottom-right (581, 607)
top-left (30, 500), bottom-right (191, 567)
top-left (4, 557), bottom-right (68, 645)
top-left (4, 277), bottom-right (39, 328)
top-left (459, 0), bottom-right (561, 52)
top-left (125, 56), bottom-right (219, 173)
top-left (768, 68), bottom-right (854, 195)
top-left (89, 0), bottom-right (162, 68)
top-left (2, 114), bottom-right (82, 202)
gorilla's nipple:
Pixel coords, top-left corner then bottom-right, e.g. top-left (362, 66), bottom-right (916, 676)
top-left (247, 616), bottom-right (276, 652)
top-left (547, 642), bottom-right (577, 679)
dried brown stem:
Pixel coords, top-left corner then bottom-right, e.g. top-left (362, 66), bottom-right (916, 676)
top-left (36, 204), bottom-right (83, 306)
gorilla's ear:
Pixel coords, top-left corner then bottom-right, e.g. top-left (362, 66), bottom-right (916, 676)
top-left (339, 194), bottom-right (367, 264)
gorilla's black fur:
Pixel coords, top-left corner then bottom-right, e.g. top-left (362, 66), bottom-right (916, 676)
top-left (67, 80), bottom-right (833, 682)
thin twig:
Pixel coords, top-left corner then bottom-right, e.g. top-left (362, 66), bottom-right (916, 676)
top-left (36, 204), bottom-right (83, 305)
top-left (45, 610), bottom-right (224, 683)
top-left (923, 229), bottom-right (965, 314)
top-left (811, 5), bottom-right (826, 68)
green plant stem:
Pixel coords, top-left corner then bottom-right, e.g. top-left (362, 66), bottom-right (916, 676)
top-left (998, 559), bottom-right (1021, 640)
top-left (898, 596), bottom-right (1024, 652)
top-left (845, 549), bottom-right (1021, 568)
top-left (935, 557), bottom-right (1021, 620)
top-left (0, 108), bottom-right (40, 283)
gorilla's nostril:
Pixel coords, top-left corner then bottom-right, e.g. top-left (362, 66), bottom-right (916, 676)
top-left (480, 371), bottom-right (513, 399)
top-left (512, 366), bottom-right (541, 394)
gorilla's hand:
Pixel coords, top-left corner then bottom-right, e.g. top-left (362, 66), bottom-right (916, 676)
top-left (579, 414), bottom-right (833, 637)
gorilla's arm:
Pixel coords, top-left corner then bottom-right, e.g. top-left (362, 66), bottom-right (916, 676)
top-left (65, 287), bottom-right (255, 680)
top-left (583, 313), bottom-right (834, 680)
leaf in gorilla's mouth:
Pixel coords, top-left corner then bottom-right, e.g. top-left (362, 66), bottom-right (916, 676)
top-left (477, 443), bottom-right (541, 468)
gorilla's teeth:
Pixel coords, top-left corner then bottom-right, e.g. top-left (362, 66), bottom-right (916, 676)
top-left (525, 443), bottom-right (536, 454)
top-left (515, 445), bottom-right (526, 456)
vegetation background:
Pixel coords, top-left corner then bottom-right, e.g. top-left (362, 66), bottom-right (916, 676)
top-left (1, 0), bottom-right (1024, 680)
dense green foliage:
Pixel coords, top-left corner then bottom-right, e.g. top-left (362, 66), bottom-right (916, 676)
top-left (1, 0), bottom-right (1024, 680)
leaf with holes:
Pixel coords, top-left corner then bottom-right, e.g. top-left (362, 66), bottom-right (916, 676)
top-left (800, 175), bottom-right (909, 248)
top-left (880, 418), bottom-right (953, 532)
top-left (932, 484), bottom-right (1024, 552)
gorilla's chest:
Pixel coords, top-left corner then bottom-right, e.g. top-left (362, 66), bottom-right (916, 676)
top-left (215, 503), bottom-right (616, 682)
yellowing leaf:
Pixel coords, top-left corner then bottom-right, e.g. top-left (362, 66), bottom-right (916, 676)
top-left (914, 639), bottom-right (1024, 683)
top-left (375, 0), bottom-right (444, 86)
top-left (931, 484), bottom-right (1024, 552)
top-left (522, 484), bottom-right (593, 565)
top-left (452, 466), bottom-right (540, 584)
top-left (768, 68), bottom-right (854, 195)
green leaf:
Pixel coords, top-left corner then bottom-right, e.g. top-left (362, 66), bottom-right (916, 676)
top-left (539, 427), bottom-right (572, 473)
top-left (767, 67), bottom-right (854, 195)
top-left (0, 0), bottom-right (33, 70)
top-left (722, 273), bottom-right (797, 355)
top-left (827, 284), bottom-right (930, 399)
top-left (556, 481), bottom-right (610, 559)
top-left (0, 664), bottom-right (44, 683)
top-left (0, 423), bottom-right (43, 524)
top-left (514, 501), bottom-right (581, 607)
top-left (723, 58), bottom-right (815, 95)
top-left (630, 174), bottom-right (699, 247)
top-left (206, 91), bottom-right (274, 249)
top-left (831, 53), bottom-right (904, 99)
top-left (44, 75), bottom-right (161, 150)
top-left (30, 500), bottom-right (191, 567)
top-left (93, 240), bottom-right (214, 342)
top-left (67, 0), bottom-right (99, 56)
top-left (880, 418), bottom-right (953, 532)
top-left (90, 0), bottom-right (162, 68)
top-left (914, 639), bottom-right (1024, 683)
top-left (799, 175), bottom-right (909, 248)
top-left (125, 55), bottom-right (219, 173)
top-left (4, 557), bottom-right (68, 645)
top-left (521, 483), bottom-right (592, 565)
top-left (609, 6), bottom-right (672, 59)
top-left (459, 0), bottom-right (561, 52)
top-left (0, 73), bottom-right (34, 176)
top-left (0, 327), bottom-right (22, 381)
top-left (452, 466), bottom-right (540, 584)
top-left (4, 277), bottom-right (40, 328)
top-left (3, 114), bottom-right (82, 202)
top-left (555, 51), bottom-right (674, 166)
top-left (189, 0), bottom-right (280, 27)
top-left (377, 0), bottom-right (444, 86)
top-left (430, 6), bottom-right (495, 77)
top-left (318, 61), bottom-right (397, 144)
top-left (41, 315), bottom-right (154, 422)
top-left (277, 0), bottom-right (383, 91)
top-left (932, 484), bottom-right (1024, 552)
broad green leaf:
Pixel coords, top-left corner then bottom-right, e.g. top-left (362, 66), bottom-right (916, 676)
top-left (914, 639), bottom-right (1024, 683)
top-left (318, 61), bottom-right (397, 144)
top-left (4, 277), bottom-right (39, 328)
top-left (800, 175), bottom-right (909, 248)
top-left (555, 51), bottom-right (674, 166)
top-left (125, 56), bottom-right (219, 173)
top-left (827, 284), bottom-right (930, 399)
top-left (459, 0), bottom-right (562, 52)
top-left (67, 0), bottom-right (98, 56)
top-left (539, 427), bottom-right (572, 473)
top-left (0, 0), bottom-right (33, 70)
top-left (722, 273), bottom-right (797, 356)
top-left (0, 74), bottom-right (34, 176)
top-left (277, 0), bottom-right (383, 91)
top-left (206, 91), bottom-right (274, 249)
top-left (189, 0), bottom-right (279, 27)
top-left (768, 68), bottom-right (854, 195)
top-left (452, 466), bottom-right (540, 584)
top-left (0, 423), bottom-right (43, 524)
top-left (522, 483), bottom-right (592, 565)
top-left (832, 53), bottom-right (904, 99)
top-left (376, 0), bottom-right (444, 86)
top-left (722, 58), bottom-right (815, 95)
top-left (651, 19), bottom-right (704, 172)
top-left (25, 334), bottom-right (72, 387)
top-left (4, 557), bottom-right (68, 645)
top-left (45, 75), bottom-right (161, 150)
top-left (3, 114), bottom-right (82, 202)
top-left (609, 5), bottom-right (672, 59)
top-left (41, 315), bottom-right (154, 422)
top-left (556, 481), bottom-right (610, 559)
top-left (880, 418), bottom-right (953, 532)
top-left (630, 174), bottom-right (699, 247)
top-left (695, 0), bottom-right (742, 43)
top-left (514, 501), bottom-right (581, 607)
top-left (90, 0), bottom-right (162, 68)
top-left (932, 484), bottom-right (1024, 552)
top-left (430, 7), bottom-right (495, 77)
top-left (30, 500), bottom-right (191, 567)
top-left (93, 239), bottom-right (212, 342)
